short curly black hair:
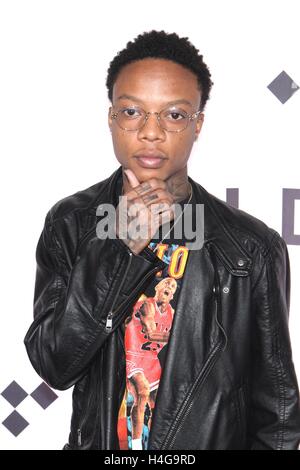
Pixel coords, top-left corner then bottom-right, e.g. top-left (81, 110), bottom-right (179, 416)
top-left (106, 30), bottom-right (213, 112)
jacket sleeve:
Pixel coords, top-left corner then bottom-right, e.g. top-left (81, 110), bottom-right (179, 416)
top-left (24, 209), bottom-right (166, 391)
top-left (249, 232), bottom-right (300, 449)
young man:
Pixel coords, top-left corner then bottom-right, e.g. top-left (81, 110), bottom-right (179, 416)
top-left (24, 30), bottom-right (300, 450)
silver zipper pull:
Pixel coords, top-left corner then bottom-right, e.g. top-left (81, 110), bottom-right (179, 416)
top-left (77, 428), bottom-right (82, 446)
top-left (105, 312), bottom-right (113, 331)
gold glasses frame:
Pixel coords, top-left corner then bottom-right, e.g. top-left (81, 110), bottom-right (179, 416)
top-left (111, 105), bottom-right (202, 133)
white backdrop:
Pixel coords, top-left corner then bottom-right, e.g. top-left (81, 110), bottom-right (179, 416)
top-left (0, 0), bottom-right (299, 450)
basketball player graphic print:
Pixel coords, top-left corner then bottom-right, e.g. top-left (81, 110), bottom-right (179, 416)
top-left (125, 278), bottom-right (177, 449)
top-left (117, 241), bottom-right (190, 450)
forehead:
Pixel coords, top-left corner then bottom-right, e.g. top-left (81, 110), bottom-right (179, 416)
top-left (112, 58), bottom-right (201, 108)
top-left (161, 279), bottom-right (176, 289)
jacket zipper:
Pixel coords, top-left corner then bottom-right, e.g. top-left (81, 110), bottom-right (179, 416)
top-left (77, 428), bottom-right (82, 447)
top-left (105, 251), bottom-right (133, 331)
top-left (105, 251), bottom-right (165, 332)
top-left (160, 285), bottom-right (228, 450)
top-left (237, 386), bottom-right (246, 441)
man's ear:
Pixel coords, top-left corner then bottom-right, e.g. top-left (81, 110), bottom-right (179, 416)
top-left (194, 113), bottom-right (204, 141)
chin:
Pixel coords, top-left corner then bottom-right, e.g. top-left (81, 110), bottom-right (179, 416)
top-left (133, 166), bottom-right (169, 182)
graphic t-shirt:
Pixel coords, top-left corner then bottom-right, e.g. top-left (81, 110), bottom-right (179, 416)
top-left (117, 192), bottom-right (194, 450)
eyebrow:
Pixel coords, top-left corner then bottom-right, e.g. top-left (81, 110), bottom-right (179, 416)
top-left (116, 94), bottom-right (193, 107)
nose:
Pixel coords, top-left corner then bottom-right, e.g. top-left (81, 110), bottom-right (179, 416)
top-left (137, 112), bottom-right (166, 142)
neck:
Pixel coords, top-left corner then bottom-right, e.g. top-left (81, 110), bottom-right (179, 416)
top-left (165, 167), bottom-right (190, 203)
top-left (157, 300), bottom-right (167, 311)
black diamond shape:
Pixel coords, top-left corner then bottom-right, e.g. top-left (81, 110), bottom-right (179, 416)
top-left (31, 382), bottom-right (58, 409)
top-left (267, 70), bottom-right (299, 103)
top-left (2, 411), bottom-right (29, 436)
top-left (1, 381), bottom-right (28, 407)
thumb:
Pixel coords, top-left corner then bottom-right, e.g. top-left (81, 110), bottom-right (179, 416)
top-left (124, 168), bottom-right (140, 188)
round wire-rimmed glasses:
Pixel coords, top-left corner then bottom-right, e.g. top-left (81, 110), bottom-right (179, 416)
top-left (111, 105), bottom-right (202, 133)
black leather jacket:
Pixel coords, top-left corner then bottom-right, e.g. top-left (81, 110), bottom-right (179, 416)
top-left (24, 165), bottom-right (300, 450)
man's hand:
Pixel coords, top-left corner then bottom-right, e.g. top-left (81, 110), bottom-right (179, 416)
top-left (115, 169), bottom-right (176, 254)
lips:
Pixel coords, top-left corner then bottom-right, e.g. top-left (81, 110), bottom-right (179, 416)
top-left (134, 151), bottom-right (167, 169)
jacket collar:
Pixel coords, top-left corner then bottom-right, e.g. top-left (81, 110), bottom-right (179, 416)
top-left (189, 178), bottom-right (252, 276)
